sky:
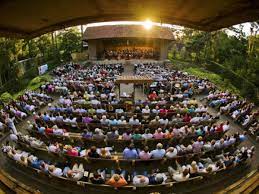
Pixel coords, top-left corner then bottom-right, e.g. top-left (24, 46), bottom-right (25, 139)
top-left (80, 21), bottom-right (252, 37)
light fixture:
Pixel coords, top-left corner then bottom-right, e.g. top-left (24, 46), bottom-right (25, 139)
top-left (143, 19), bottom-right (152, 30)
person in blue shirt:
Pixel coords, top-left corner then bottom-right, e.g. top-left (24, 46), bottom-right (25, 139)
top-left (30, 159), bottom-right (44, 169)
top-left (42, 113), bottom-right (50, 122)
top-left (38, 126), bottom-right (45, 134)
top-left (151, 143), bottom-right (165, 159)
top-left (48, 105), bottom-right (55, 112)
top-left (123, 144), bottom-right (138, 159)
top-left (109, 116), bottom-right (118, 126)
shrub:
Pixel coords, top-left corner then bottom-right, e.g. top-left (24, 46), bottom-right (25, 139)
top-left (183, 67), bottom-right (240, 95)
top-left (0, 92), bottom-right (13, 103)
top-left (30, 76), bottom-right (42, 85)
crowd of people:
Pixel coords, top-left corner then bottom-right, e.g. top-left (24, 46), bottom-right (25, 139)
top-left (0, 91), bottom-right (52, 137)
top-left (1, 61), bottom-right (257, 191)
top-left (16, 130), bottom-right (244, 160)
top-left (205, 90), bottom-right (259, 140)
top-left (135, 63), bottom-right (215, 95)
top-left (2, 143), bottom-right (254, 188)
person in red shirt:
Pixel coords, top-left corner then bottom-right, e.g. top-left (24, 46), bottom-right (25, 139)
top-left (183, 114), bottom-right (192, 123)
top-left (148, 91), bottom-right (158, 101)
top-left (216, 123), bottom-right (224, 132)
top-left (66, 146), bottom-right (79, 157)
top-left (45, 126), bottom-right (53, 134)
top-left (159, 106), bottom-right (168, 116)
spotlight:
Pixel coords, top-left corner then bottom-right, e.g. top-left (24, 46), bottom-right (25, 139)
top-left (143, 19), bottom-right (152, 30)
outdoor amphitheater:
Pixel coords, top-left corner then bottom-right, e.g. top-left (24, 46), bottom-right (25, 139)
top-left (0, 1), bottom-right (258, 194)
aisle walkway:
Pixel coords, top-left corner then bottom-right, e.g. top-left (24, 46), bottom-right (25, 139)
top-left (118, 61), bottom-right (134, 97)
top-left (120, 62), bottom-right (146, 100)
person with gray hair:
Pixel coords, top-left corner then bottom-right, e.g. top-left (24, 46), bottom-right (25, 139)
top-left (150, 143), bottom-right (165, 159)
top-left (93, 128), bottom-right (106, 140)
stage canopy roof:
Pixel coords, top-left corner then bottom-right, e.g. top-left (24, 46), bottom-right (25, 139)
top-left (0, 0), bottom-right (258, 38)
top-left (83, 25), bottom-right (174, 40)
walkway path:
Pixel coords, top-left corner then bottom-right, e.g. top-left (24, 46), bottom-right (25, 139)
top-left (120, 62), bottom-right (146, 100)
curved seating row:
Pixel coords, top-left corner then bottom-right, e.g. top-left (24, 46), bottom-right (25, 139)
top-left (48, 110), bottom-right (208, 119)
top-left (16, 135), bottom-right (238, 171)
top-left (28, 129), bottom-right (225, 152)
top-left (36, 118), bottom-right (217, 133)
top-left (3, 151), bottom-right (249, 194)
top-left (58, 100), bottom-right (199, 110)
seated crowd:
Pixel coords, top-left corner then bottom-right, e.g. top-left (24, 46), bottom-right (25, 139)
top-left (16, 130), bottom-right (244, 160)
top-left (0, 90), bottom-right (52, 136)
top-left (2, 143), bottom-right (254, 188)
top-left (206, 90), bottom-right (259, 140)
top-left (1, 61), bottom-right (256, 191)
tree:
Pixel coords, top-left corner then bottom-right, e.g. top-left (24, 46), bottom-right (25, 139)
top-left (57, 27), bottom-right (81, 62)
top-left (169, 22), bottom-right (259, 103)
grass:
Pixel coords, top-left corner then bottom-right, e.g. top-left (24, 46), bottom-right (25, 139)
top-left (0, 73), bottom-right (52, 104)
top-left (183, 67), bottom-right (241, 95)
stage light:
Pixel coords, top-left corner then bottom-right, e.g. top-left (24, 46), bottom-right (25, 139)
top-left (143, 19), bottom-right (152, 30)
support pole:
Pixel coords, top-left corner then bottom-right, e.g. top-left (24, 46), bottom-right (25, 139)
top-left (133, 84), bottom-right (135, 102)
top-left (118, 83), bottom-right (121, 99)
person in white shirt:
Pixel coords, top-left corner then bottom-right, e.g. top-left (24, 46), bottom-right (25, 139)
top-left (142, 106), bottom-right (150, 114)
top-left (117, 116), bottom-right (127, 125)
top-left (201, 106), bottom-right (208, 112)
top-left (53, 125), bottom-right (65, 136)
top-left (152, 106), bottom-right (160, 114)
top-left (100, 115), bottom-right (110, 125)
top-left (70, 116), bottom-right (77, 128)
top-left (0, 121), bottom-right (5, 130)
top-left (133, 175), bottom-right (149, 187)
top-left (190, 116), bottom-right (202, 123)
top-left (48, 165), bottom-right (63, 177)
top-left (203, 140), bottom-right (215, 152)
top-left (50, 115), bottom-right (56, 122)
top-left (64, 163), bottom-right (84, 181)
top-left (13, 151), bottom-right (23, 161)
top-left (91, 99), bottom-right (101, 105)
top-left (142, 129), bottom-right (153, 139)
top-left (59, 96), bottom-right (65, 104)
top-left (129, 116), bottom-right (140, 125)
top-left (165, 147), bottom-right (178, 159)
top-left (231, 110), bottom-right (240, 119)
top-left (195, 106), bottom-right (202, 113)
top-left (198, 158), bottom-right (223, 174)
top-left (242, 115), bottom-right (251, 126)
top-left (187, 161), bottom-right (199, 175)
top-left (168, 161), bottom-right (190, 182)
top-left (47, 143), bottom-right (60, 153)
top-left (214, 139), bottom-right (225, 149)
top-left (159, 117), bottom-right (169, 125)
top-left (222, 121), bottom-right (230, 132)
top-left (6, 116), bottom-right (17, 134)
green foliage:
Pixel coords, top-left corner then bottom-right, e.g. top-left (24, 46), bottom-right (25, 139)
top-left (0, 26), bottom-right (82, 96)
top-left (0, 92), bottom-right (13, 103)
top-left (169, 23), bottom-right (259, 103)
top-left (12, 74), bottom-right (52, 99)
top-left (29, 74), bottom-right (51, 86)
top-left (27, 74), bottom-right (51, 91)
top-left (183, 67), bottom-right (240, 95)
top-left (57, 27), bottom-right (82, 62)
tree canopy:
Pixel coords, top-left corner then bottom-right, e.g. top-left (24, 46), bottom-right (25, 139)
top-left (169, 22), bottom-right (259, 103)
top-left (0, 27), bottom-right (82, 94)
